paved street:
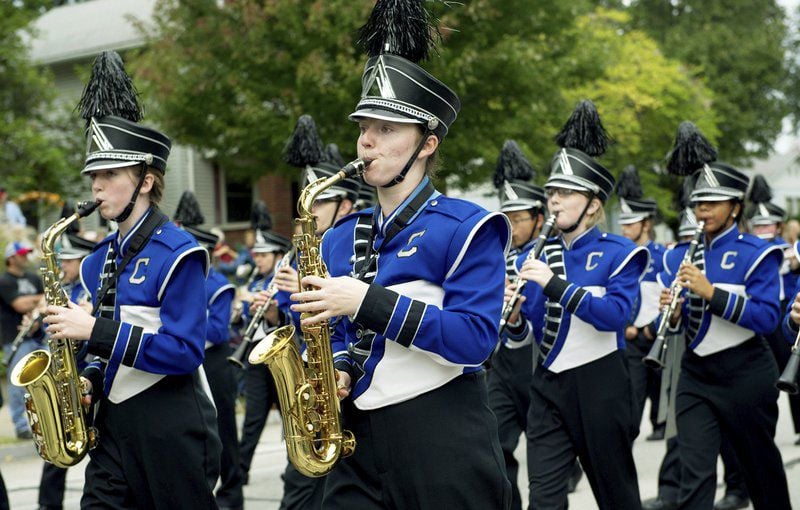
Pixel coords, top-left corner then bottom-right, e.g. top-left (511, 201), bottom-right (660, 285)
top-left (2, 395), bottom-right (800, 509)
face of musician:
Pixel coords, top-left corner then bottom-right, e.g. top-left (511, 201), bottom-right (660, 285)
top-left (546, 188), bottom-right (602, 235)
top-left (752, 222), bottom-right (779, 241)
top-left (506, 210), bottom-right (540, 248)
top-left (253, 251), bottom-right (278, 276)
top-left (311, 197), bottom-right (353, 236)
top-left (694, 200), bottom-right (740, 239)
top-left (89, 165), bottom-right (154, 224)
top-left (60, 258), bottom-right (81, 284)
top-left (356, 118), bottom-right (437, 189)
top-left (621, 219), bottom-right (651, 246)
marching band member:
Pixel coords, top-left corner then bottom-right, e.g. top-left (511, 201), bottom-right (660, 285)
top-left (783, 241), bottom-right (800, 343)
top-left (43, 51), bottom-right (221, 509)
top-left (287, 1), bottom-right (512, 507)
top-left (515, 100), bottom-right (647, 509)
top-left (174, 191), bottom-right (244, 510)
top-left (615, 165), bottom-right (666, 439)
top-left (659, 122), bottom-right (790, 510)
top-left (491, 139), bottom-right (547, 510)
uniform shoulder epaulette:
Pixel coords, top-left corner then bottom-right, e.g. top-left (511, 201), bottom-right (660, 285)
top-left (150, 222), bottom-right (197, 251)
top-left (735, 232), bottom-right (768, 249)
top-left (426, 195), bottom-right (485, 221)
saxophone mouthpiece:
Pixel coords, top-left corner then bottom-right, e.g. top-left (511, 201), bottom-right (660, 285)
top-left (343, 158), bottom-right (371, 178)
top-left (77, 200), bottom-right (101, 217)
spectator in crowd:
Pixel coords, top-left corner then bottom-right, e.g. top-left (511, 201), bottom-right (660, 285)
top-left (0, 188), bottom-right (27, 227)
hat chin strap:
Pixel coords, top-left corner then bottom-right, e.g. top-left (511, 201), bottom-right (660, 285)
top-left (113, 162), bottom-right (147, 223)
top-left (560, 193), bottom-right (595, 234)
top-left (381, 129), bottom-right (432, 188)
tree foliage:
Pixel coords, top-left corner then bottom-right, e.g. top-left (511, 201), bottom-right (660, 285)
top-left (629, 0), bottom-right (792, 163)
top-left (0, 1), bottom-right (84, 214)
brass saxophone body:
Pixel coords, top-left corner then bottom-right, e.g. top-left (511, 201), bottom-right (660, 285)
top-left (10, 200), bottom-right (100, 467)
top-left (248, 159), bottom-right (366, 477)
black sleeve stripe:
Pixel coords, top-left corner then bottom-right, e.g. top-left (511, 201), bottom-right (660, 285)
top-left (730, 294), bottom-right (746, 324)
top-left (396, 300), bottom-right (427, 347)
top-left (354, 283), bottom-right (398, 335)
top-left (565, 288), bottom-right (587, 313)
top-left (122, 326), bottom-right (144, 366)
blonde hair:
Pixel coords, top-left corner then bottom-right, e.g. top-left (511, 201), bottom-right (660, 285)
top-left (577, 191), bottom-right (606, 230)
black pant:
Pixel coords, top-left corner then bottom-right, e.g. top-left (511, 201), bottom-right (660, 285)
top-left (238, 362), bottom-right (279, 479)
top-left (527, 350), bottom-right (641, 510)
top-left (323, 372), bottom-right (511, 510)
top-left (279, 462), bottom-right (325, 510)
top-left (488, 344), bottom-right (532, 510)
top-left (81, 373), bottom-right (221, 510)
top-left (657, 437), bottom-right (681, 503)
top-left (203, 344), bottom-right (244, 508)
top-left (625, 330), bottom-right (662, 433)
top-left (765, 303), bottom-right (800, 432)
top-left (39, 462), bottom-right (68, 508)
top-left (676, 338), bottom-right (790, 510)
top-left (0, 469), bottom-right (7, 510)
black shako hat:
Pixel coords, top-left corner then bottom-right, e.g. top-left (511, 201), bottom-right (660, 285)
top-left (678, 207), bottom-right (700, 238)
top-left (546, 100), bottom-right (615, 202)
top-left (349, 0), bottom-right (460, 142)
top-left (173, 191), bottom-right (218, 249)
top-left (493, 140), bottom-right (545, 213)
top-left (615, 165), bottom-right (658, 224)
top-left (666, 121), bottom-right (747, 204)
top-left (78, 51), bottom-right (171, 174)
top-left (284, 115), bottom-right (360, 202)
top-left (746, 174), bottom-right (787, 226)
top-left (253, 230), bottom-right (292, 254)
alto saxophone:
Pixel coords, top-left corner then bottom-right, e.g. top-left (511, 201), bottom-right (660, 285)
top-left (248, 159), bottom-right (367, 477)
top-left (10, 200), bottom-right (100, 467)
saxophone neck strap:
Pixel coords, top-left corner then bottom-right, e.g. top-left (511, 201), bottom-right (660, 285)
top-left (91, 208), bottom-right (169, 316)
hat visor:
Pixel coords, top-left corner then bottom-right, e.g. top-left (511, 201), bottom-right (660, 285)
top-left (58, 253), bottom-right (87, 260)
top-left (7, 248), bottom-right (32, 259)
top-left (501, 200), bottom-right (544, 213)
top-left (689, 189), bottom-right (743, 204)
top-left (348, 108), bottom-right (423, 125)
top-left (252, 243), bottom-right (287, 254)
top-left (82, 159), bottom-right (142, 174)
top-left (618, 213), bottom-right (650, 225)
top-left (545, 176), bottom-right (602, 197)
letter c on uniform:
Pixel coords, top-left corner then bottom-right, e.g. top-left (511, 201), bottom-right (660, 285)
top-left (586, 252), bottom-right (603, 271)
top-left (721, 251), bottom-right (737, 270)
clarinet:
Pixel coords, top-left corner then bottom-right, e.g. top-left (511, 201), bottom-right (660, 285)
top-left (642, 221), bottom-right (705, 369)
top-left (499, 214), bottom-right (557, 335)
top-left (230, 265), bottom-right (259, 326)
top-left (4, 311), bottom-right (42, 368)
top-left (227, 247), bottom-right (297, 368)
top-left (777, 327), bottom-right (800, 394)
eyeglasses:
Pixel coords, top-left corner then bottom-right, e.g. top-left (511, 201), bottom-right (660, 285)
top-left (545, 188), bottom-right (578, 199)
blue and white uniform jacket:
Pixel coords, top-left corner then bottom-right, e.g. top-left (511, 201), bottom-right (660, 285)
top-left (658, 225), bottom-right (782, 357)
top-left (79, 216), bottom-right (210, 404)
top-left (774, 236), bottom-right (797, 302)
top-left (206, 267), bottom-right (235, 349)
top-left (631, 240), bottom-right (666, 329)
top-left (63, 279), bottom-right (91, 370)
top-left (783, 277), bottom-right (800, 342)
top-left (322, 179), bottom-right (511, 410)
top-left (516, 227), bottom-right (649, 373)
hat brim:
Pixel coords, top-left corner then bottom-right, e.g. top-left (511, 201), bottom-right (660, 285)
top-left (348, 108), bottom-right (423, 125)
top-left (501, 200), bottom-right (544, 213)
top-left (252, 244), bottom-right (288, 254)
top-left (545, 177), bottom-right (601, 197)
top-left (82, 159), bottom-right (142, 174)
top-left (6, 248), bottom-right (32, 259)
top-left (58, 252), bottom-right (88, 260)
top-left (618, 214), bottom-right (650, 225)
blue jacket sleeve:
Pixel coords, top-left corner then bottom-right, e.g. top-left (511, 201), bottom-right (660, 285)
top-left (541, 247), bottom-right (649, 332)
top-left (354, 216), bottom-right (508, 367)
top-left (88, 252), bottom-right (208, 375)
top-left (207, 285), bottom-right (235, 346)
top-left (706, 246), bottom-right (782, 335)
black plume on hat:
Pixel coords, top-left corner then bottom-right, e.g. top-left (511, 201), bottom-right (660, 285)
top-left (358, 0), bottom-right (439, 62)
top-left (77, 51), bottom-right (142, 127)
top-left (554, 100), bottom-right (609, 157)
top-left (748, 174), bottom-right (773, 204)
top-left (250, 201), bottom-right (273, 231)
top-left (493, 140), bottom-right (535, 189)
top-left (173, 191), bottom-right (205, 228)
top-left (615, 165), bottom-right (643, 200)
top-left (324, 143), bottom-right (346, 168)
top-left (666, 121), bottom-right (717, 177)
top-left (284, 115), bottom-right (325, 168)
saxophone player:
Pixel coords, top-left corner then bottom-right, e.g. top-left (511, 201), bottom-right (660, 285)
top-left (43, 51), bottom-right (221, 509)
top-left (285, 2), bottom-right (512, 507)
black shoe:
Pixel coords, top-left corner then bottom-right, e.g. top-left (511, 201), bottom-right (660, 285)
top-left (714, 494), bottom-right (750, 510)
top-left (567, 461), bottom-right (583, 493)
top-left (16, 429), bottom-right (33, 440)
top-left (646, 427), bottom-right (665, 441)
top-left (642, 497), bottom-right (678, 510)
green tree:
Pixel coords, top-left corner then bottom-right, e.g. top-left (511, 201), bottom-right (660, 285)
top-left (629, 0), bottom-right (792, 163)
top-left (0, 2), bottom-right (84, 215)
